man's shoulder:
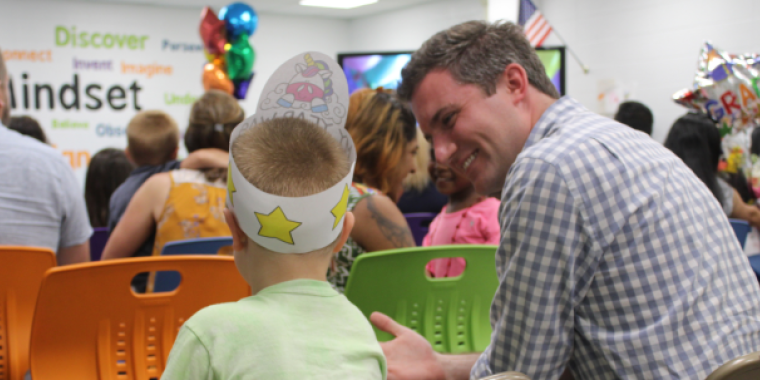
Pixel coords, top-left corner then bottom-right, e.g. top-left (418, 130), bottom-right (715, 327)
top-left (0, 129), bottom-right (71, 171)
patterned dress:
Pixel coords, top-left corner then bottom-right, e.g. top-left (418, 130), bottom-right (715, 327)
top-left (327, 183), bottom-right (377, 293)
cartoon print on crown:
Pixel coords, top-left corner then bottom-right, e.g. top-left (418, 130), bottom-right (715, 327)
top-left (259, 53), bottom-right (346, 128)
top-left (276, 53), bottom-right (333, 113)
top-left (227, 51), bottom-right (356, 254)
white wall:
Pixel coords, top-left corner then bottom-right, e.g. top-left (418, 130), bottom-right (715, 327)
top-left (1, 0), bottom-right (350, 185)
top-left (347, 0), bottom-right (486, 52)
top-left (536, 0), bottom-right (760, 142)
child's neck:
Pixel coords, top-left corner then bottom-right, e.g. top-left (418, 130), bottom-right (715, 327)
top-left (447, 187), bottom-right (483, 213)
top-left (244, 249), bottom-right (332, 295)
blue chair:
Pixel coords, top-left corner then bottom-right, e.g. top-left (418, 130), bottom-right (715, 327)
top-left (404, 213), bottom-right (437, 246)
top-left (729, 219), bottom-right (751, 249)
top-left (748, 255), bottom-right (760, 283)
top-left (154, 237), bottom-right (233, 292)
top-left (89, 227), bottom-right (109, 261)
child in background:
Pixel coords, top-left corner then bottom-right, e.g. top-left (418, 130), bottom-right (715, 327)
top-left (85, 148), bottom-right (134, 228)
top-left (161, 117), bottom-right (386, 380)
top-left (423, 148), bottom-right (500, 277)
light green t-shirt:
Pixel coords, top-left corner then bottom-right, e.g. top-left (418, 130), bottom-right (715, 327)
top-left (161, 279), bottom-right (387, 380)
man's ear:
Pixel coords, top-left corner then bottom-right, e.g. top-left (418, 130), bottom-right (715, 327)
top-left (500, 63), bottom-right (529, 101)
top-left (223, 208), bottom-right (248, 251)
top-left (333, 211), bottom-right (355, 253)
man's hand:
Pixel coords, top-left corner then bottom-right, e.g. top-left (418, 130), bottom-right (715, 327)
top-left (371, 312), bottom-right (447, 380)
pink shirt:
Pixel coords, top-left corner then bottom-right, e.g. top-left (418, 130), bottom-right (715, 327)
top-left (422, 197), bottom-right (501, 277)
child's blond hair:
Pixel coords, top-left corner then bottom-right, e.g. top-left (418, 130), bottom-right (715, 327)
top-left (231, 118), bottom-right (351, 253)
top-left (126, 110), bottom-right (180, 166)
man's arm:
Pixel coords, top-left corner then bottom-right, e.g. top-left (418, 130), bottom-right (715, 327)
top-left (180, 148), bottom-right (228, 169)
top-left (57, 241), bottom-right (90, 265)
top-left (370, 312), bottom-right (477, 380)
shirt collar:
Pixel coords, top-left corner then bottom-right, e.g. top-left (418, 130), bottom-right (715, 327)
top-left (522, 96), bottom-right (586, 152)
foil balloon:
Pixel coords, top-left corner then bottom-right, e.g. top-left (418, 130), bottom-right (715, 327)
top-left (225, 33), bottom-right (255, 81)
top-left (219, 2), bottom-right (258, 40)
top-left (199, 7), bottom-right (227, 55)
top-left (233, 72), bottom-right (255, 100)
top-left (673, 43), bottom-right (760, 134)
top-left (203, 63), bottom-right (234, 95)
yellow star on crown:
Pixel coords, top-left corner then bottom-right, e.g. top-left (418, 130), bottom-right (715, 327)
top-left (331, 185), bottom-right (350, 230)
top-left (255, 207), bottom-right (302, 245)
top-left (227, 163), bottom-right (236, 206)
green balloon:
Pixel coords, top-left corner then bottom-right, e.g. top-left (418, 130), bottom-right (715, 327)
top-left (225, 33), bottom-right (255, 81)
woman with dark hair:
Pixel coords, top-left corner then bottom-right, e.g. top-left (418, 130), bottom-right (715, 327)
top-left (664, 113), bottom-right (760, 229)
top-left (327, 88), bottom-right (418, 292)
top-left (103, 90), bottom-right (243, 282)
top-left (84, 148), bottom-right (134, 228)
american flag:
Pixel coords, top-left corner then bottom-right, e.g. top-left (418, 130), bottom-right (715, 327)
top-left (518, 0), bottom-right (553, 47)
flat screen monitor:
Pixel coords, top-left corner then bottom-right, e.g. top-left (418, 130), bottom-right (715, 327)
top-left (535, 46), bottom-right (565, 96)
top-left (338, 47), bottom-right (565, 96)
top-left (338, 51), bottom-right (412, 94)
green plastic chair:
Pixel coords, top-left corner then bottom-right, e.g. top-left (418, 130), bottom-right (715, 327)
top-left (344, 245), bottom-right (499, 354)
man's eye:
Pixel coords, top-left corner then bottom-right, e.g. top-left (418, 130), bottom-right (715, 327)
top-left (443, 113), bottom-right (456, 127)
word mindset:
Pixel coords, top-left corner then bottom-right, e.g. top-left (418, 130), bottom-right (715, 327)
top-left (9, 73), bottom-right (143, 111)
top-left (56, 26), bottom-right (148, 50)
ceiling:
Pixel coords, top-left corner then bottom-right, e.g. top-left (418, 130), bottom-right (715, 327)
top-left (63, 0), bottom-right (443, 19)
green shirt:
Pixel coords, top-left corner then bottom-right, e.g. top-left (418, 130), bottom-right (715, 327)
top-left (161, 279), bottom-right (386, 380)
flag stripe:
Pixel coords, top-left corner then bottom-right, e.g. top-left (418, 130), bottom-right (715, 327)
top-left (519, 0), bottom-right (552, 48)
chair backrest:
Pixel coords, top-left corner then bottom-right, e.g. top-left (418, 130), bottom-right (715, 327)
top-left (404, 213), bottom-right (438, 246)
top-left (0, 246), bottom-right (56, 380)
top-left (154, 237), bottom-right (234, 292)
top-left (705, 351), bottom-right (760, 380)
top-left (89, 227), bottom-right (110, 261)
top-left (344, 245), bottom-right (498, 354)
top-left (729, 219), bottom-right (752, 249)
top-left (29, 256), bottom-right (250, 380)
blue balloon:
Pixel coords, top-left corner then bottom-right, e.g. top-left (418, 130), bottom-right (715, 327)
top-left (219, 2), bottom-right (258, 39)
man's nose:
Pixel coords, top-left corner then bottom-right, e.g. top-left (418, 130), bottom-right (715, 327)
top-left (433, 136), bottom-right (456, 166)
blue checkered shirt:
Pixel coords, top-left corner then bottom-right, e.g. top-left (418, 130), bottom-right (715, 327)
top-left (471, 97), bottom-right (760, 379)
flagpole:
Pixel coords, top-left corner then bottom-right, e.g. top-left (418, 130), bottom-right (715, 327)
top-left (548, 27), bottom-right (589, 74)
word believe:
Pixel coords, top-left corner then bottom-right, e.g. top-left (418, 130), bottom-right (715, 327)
top-left (56, 26), bottom-right (148, 50)
top-left (3, 50), bottom-right (52, 62)
top-left (52, 119), bottom-right (88, 129)
top-left (9, 73), bottom-right (143, 111)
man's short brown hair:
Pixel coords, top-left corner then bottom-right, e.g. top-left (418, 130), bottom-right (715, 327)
top-left (232, 118), bottom-right (350, 198)
top-left (398, 20), bottom-right (560, 102)
top-left (126, 110), bottom-right (180, 166)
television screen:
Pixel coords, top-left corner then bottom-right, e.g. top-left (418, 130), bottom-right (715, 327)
top-left (535, 46), bottom-right (565, 96)
top-left (338, 47), bottom-right (565, 96)
top-left (338, 52), bottom-right (412, 94)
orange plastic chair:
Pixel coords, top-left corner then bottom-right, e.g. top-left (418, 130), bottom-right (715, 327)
top-left (29, 256), bottom-right (250, 380)
top-left (0, 246), bottom-right (56, 380)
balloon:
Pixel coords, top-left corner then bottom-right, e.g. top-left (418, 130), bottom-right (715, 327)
top-left (219, 2), bottom-right (258, 40)
top-left (673, 43), bottom-right (760, 133)
top-left (202, 63), bottom-right (234, 95)
top-left (199, 7), bottom-right (227, 55)
top-left (225, 33), bottom-right (255, 81)
top-left (233, 72), bottom-right (255, 100)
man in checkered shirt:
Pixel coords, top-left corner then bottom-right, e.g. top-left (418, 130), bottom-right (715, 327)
top-left (369, 20), bottom-right (760, 380)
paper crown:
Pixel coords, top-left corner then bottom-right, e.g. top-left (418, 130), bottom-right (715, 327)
top-left (227, 51), bottom-right (356, 254)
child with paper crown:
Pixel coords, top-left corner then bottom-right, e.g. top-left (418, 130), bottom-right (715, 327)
top-left (161, 52), bottom-right (387, 380)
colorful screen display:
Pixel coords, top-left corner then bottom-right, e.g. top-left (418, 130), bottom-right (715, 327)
top-left (339, 47), bottom-right (564, 95)
top-left (338, 52), bottom-right (412, 94)
top-left (536, 47), bottom-right (565, 95)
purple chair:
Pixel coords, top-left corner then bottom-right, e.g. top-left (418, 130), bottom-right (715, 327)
top-left (404, 213), bottom-right (438, 246)
top-left (89, 227), bottom-right (109, 261)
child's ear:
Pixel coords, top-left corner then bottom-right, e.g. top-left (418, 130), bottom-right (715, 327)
top-left (333, 211), bottom-right (355, 253)
top-left (223, 209), bottom-right (248, 251)
top-left (170, 146), bottom-right (179, 160)
top-left (124, 147), bottom-right (136, 165)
